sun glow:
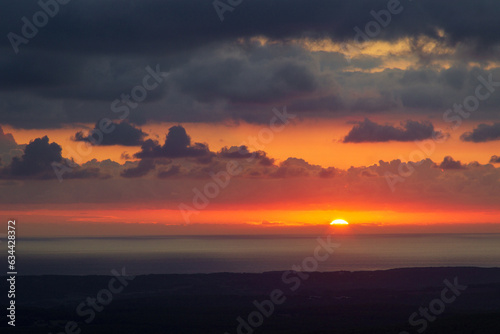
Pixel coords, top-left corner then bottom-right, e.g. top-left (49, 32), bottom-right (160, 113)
top-left (330, 219), bottom-right (349, 225)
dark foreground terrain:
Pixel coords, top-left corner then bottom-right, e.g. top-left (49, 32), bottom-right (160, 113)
top-left (2, 267), bottom-right (500, 333)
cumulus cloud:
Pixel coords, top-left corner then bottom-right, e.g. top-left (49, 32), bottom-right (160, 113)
top-left (0, 126), bottom-right (24, 165)
top-left (122, 132), bottom-right (331, 179)
top-left (74, 121), bottom-right (147, 146)
top-left (343, 119), bottom-right (444, 143)
top-left (121, 125), bottom-right (213, 177)
top-left (135, 126), bottom-right (212, 160)
top-left (0, 126), bottom-right (16, 148)
top-left (8, 136), bottom-right (62, 178)
top-left (438, 156), bottom-right (466, 170)
top-left (460, 123), bottom-right (500, 142)
top-left (270, 158), bottom-right (325, 178)
top-left (490, 155), bottom-right (500, 164)
top-left (121, 159), bottom-right (156, 178)
top-left (7, 156), bottom-right (499, 211)
top-left (0, 136), bottom-right (103, 179)
top-left (218, 146), bottom-right (275, 166)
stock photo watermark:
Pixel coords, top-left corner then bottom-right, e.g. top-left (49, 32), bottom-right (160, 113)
top-left (342, 0), bottom-right (410, 63)
top-left (48, 267), bottom-right (135, 334)
top-left (178, 106), bottom-right (296, 224)
top-left (399, 276), bottom-right (467, 334)
top-left (7, 0), bottom-right (73, 54)
top-left (213, 0), bottom-right (245, 22)
top-left (51, 64), bottom-right (168, 182)
top-left (224, 235), bottom-right (339, 334)
top-left (385, 72), bottom-right (500, 192)
top-left (6, 219), bottom-right (16, 327)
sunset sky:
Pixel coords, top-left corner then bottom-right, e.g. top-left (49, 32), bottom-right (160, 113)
top-left (1, 0), bottom-right (500, 236)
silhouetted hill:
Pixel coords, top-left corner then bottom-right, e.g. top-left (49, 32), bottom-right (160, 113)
top-left (2, 267), bottom-right (500, 333)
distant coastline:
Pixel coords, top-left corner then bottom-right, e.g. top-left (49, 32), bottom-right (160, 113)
top-left (15, 234), bottom-right (500, 275)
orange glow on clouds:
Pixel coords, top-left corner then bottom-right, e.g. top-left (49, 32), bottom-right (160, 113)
top-left (4, 119), bottom-right (499, 170)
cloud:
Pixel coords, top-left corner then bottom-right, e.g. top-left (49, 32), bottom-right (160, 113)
top-left (438, 156), bottom-right (466, 170)
top-left (121, 159), bottom-right (156, 178)
top-left (490, 155), bottom-right (500, 164)
top-left (174, 54), bottom-right (318, 103)
top-left (135, 125), bottom-right (212, 160)
top-left (74, 121), bottom-right (147, 146)
top-left (123, 134), bottom-right (328, 179)
top-left (80, 158), bottom-right (124, 178)
top-left (6, 136), bottom-right (63, 178)
top-left (0, 126), bottom-right (16, 148)
top-left (2, 1), bottom-right (500, 129)
top-left (157, 165), bottom-right (181, 179)
top-left (121, 125), bottom-right (214, 177)
top-left (343, 118), bottom-right (444, 143)
top-left (460, 123), bottom-right (500, 142)
top-left (3, 0), bottom-right (500, 56)
top-left (2, 146), bottom-right (499, 212)
top-left (0, 136), bottom-right (103, 180)
top-left (218, 146), bottom-right (275, 166)
top-left (319, 167), bottom-right (336, 178)
top-left (270, 158), bottom-right (322, 178)
top-left (0, 126), bottom-right (24, 165)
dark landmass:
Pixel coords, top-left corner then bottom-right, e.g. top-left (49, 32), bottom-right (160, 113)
top-left (2, 267), bottom-right (500, 333)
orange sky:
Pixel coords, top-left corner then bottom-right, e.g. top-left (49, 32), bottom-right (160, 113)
top-left (3, 118), bottom-right (497, 170)
top-left (3, 202), bottom-right (500, 237)
top-left (3, 117), bottom-right (500, 237)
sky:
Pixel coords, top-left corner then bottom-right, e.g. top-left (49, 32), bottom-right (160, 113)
top-left (1, 0), bottom-right (500, 236)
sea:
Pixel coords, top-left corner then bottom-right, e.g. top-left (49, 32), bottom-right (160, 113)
top-left (15, 233), bottom-right (500, 275)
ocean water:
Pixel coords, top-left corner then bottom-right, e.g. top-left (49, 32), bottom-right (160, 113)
top-left (15, 234), bottom-right (500, 275)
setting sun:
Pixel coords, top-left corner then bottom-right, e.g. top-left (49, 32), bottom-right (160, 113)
top-left (330, 219), bottom-right (349, 225)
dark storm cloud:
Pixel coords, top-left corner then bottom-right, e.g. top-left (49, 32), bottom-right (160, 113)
top-left (0, 50), bottom-right (80, 91)
top-left (74, 121), bottom-right (147, 146)
top-left (289, 94), bottom-right (344, 112)
top-left (438, 156), bottom-right (466, 170)
top-left (490, 155), bottom-right (500, 164)
top-left (3, 0), bottom-right (500, 55)
top-left (2, 1), bottom-right (500, 128)
top-left (343, 118), bottom-right (443, 143)
top-left (173, 53), bottom-right (318, 103)
top-left (0, 50), bottom-right (168, 100)
top-left (460, 123), bottom-right (500, 143)
top-left (398, 86), bottom-right (445, 109)
top-left (440, 66), bottom-right (468, 91)
top-left (0, 136), bottom-right (102, 179)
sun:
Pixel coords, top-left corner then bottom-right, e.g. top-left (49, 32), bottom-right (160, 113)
top-left (330, 219), bottom-right (349, 225)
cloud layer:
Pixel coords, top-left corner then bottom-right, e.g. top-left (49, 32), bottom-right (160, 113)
top-left (2, 1), bottom-right (500, 128)
top-left (0, 136), bottom-right (102, 180)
